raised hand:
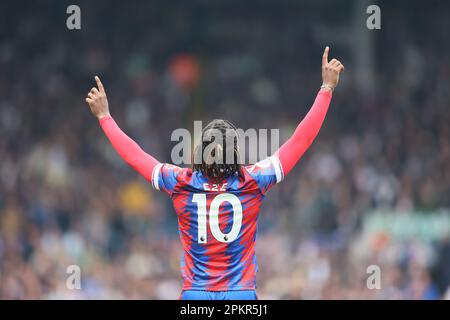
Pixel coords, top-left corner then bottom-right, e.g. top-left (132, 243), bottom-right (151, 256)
top-left (86, 76), bottom-right (110, 119)
top-left (321, 46), bottom-right (345, 91)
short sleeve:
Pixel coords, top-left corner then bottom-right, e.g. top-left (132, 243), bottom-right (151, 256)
top-left (245, 156), bottom-right (284, 194)
top-left (151, 163), bottom-right (182, 195)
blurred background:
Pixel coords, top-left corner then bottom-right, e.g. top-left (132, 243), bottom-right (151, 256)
top-left (0, 0), bottom-right (449, 299)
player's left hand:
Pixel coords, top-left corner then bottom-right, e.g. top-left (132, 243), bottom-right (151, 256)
top-left (86, 76), bottom-right (110, 119)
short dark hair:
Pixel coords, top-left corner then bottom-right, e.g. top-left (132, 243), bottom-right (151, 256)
top-left (192, 119), bottom-right (242, 180)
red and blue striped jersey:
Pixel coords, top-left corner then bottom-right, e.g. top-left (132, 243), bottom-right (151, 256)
top-left (151, 156), bottom-right (284, 291)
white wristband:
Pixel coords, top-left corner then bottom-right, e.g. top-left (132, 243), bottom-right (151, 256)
top-left (320, 84), bottom-right (335, 92)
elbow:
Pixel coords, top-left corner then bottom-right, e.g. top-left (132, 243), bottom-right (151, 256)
top-left (305, 136), bottom-right (314, 147)
top-left (302, 136), bottom-right (315, 150)
top-left (121, 154), bottom-right (137, 167)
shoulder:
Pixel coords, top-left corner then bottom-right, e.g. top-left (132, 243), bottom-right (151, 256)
top-left (151, 164), bottom-right (193, 191)
top-left (244, 156), bottom-right (283, 182)
top-left (242, 156), bottom-right (284, 194)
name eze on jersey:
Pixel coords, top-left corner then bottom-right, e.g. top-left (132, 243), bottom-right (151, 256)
top-left (203, 183), bottom-right (228, 192)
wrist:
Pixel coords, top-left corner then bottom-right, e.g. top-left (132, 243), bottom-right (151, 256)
top-left (321, 83), bottom-right (335, 92)
top-left (97, 112), bottom-right (111, 120)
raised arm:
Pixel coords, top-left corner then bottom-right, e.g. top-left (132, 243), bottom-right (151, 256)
top-left (275, 46), bottom-right (344, 176)
top-left (86, 76), bottom-right (159, 181)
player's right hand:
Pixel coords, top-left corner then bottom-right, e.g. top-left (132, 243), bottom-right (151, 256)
top-left (321, 46), bottom-right (345, 91)
top-left (86, 76), bottom-right (110, 119)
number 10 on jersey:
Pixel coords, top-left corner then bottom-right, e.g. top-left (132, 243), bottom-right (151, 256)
top-left (192, 193), bottom-right (243, 244)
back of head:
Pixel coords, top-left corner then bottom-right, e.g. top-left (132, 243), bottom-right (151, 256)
top-left (193, 119), bottom-right (242, 181)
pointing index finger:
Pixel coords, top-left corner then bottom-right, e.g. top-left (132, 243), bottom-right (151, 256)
top-left (322, 46), bottom-right (329, 66)
top-left (95, 76), bottom-right (105, 93)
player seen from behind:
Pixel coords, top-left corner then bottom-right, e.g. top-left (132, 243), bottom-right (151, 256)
top-left (85, 46), bottom-right (344, 300)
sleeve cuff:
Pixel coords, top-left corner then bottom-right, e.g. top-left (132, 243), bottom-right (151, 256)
top-left (318, 88), bottom-right (333, 97)
top-left (270, 155), bottom-right (284, 184)
top-left (99, 114), bottom-right (113, 125)
top-left (151, 163), bottom-right (163, 190)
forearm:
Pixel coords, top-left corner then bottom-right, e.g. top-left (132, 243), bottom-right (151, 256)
top-left (275, 88), bottom-right (332, 176)
top-left (99, 115), bottom-right (159, 181)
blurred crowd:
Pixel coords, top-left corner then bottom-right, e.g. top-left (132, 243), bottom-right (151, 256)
top-left (0, 1), bottom-right (449, 299)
